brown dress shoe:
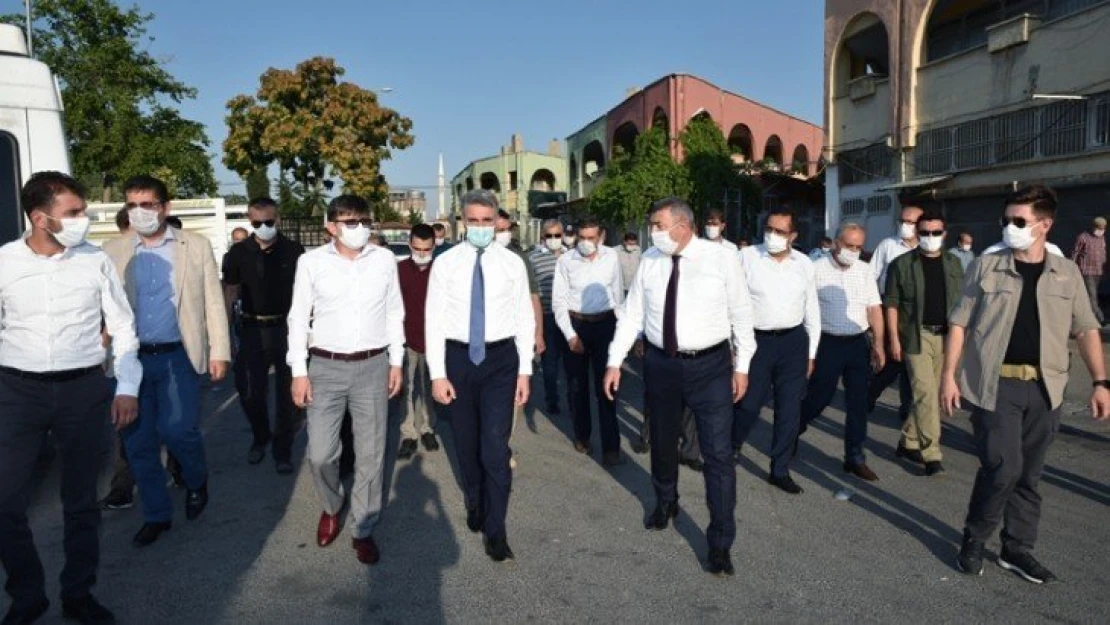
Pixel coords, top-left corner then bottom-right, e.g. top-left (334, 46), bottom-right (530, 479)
top-left (352, 536), bottom-right (380, 564)
top-left (573, 441), bottom-right (590, 454)
top-left (317, 512), bottom-right (341, 547)
top-left (843, 461), bottom-right (879, 481)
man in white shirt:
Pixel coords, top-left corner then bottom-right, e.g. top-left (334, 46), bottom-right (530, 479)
top-left (0, 172), bottom-right (139, 624)
top-left (796, 223), bottom-right (886, 481)
top-left (603, 197), bottom-right (755, 577)
top-left (553, 217), bottom-right (625, 464)
top-left (287, 195), bottom-right (405, 565)
top-left (703, 208), bottom-right (738, 251)
top-left (426, 189), bottom-right (535, 563)
top-left (733, 208), bottom-right (821, 495)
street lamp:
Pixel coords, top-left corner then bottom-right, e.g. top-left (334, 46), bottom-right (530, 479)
top-left (1032, 93), bottom-right (1088, 100)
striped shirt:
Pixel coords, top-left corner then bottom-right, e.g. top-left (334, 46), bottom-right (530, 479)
top-left (530, 246), bottom-right (563, 314)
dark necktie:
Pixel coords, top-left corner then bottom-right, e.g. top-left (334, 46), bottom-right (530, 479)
top-left (469, 249), bottom-right (486, 365)
top-left (663, 254), bottom-right (680, 357)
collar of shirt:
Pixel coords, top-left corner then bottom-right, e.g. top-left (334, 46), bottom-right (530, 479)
top-left (326, 240), bottom-right (374, 259)
top-left (568, 245), bottom-right (613, 263)
top-left (754, 244), bottom-right (803, 262)
top-left (17, 236), bottom-right (72, 261)
top-left (133, 227), bottom-right (176, 249)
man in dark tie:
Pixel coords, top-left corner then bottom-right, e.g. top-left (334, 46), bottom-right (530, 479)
top-left (426, 189), bottom-right (535, 562)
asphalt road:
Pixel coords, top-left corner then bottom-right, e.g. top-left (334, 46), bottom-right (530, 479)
top-left (10, 346), bottom-right (1110, 624)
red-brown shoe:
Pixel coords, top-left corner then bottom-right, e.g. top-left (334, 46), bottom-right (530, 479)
top-left (317, 512), bottom-right (341, 547)
top-left (352, 536), bottom-right (380, 565)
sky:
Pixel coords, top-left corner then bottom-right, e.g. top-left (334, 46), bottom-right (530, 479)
top-left (17, 0), bottom-right (827, 212)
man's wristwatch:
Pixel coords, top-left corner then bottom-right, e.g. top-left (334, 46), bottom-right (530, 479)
top-left (1093, 380), bottom-right (1110, 390)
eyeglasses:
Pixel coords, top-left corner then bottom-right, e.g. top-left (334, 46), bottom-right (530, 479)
top-left (918, 229), bottom-right (945, 237)
top-left (124, 201), bottom-right (162, 210)
top-left (250, 219), bottom-right (276, 228)
top-left (332, 218), bottom-right (373, 229)
top-left (764, 226), bottom-right (792, 237)
top-left (543, 233), bottom-right (563, 239)
top-left (1000, 216), bottom-right (1036, 228)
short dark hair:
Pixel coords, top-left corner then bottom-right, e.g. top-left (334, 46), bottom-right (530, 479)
top-left (20, 171), bottom-right (85, 217)
top-left (248, 197), bottom-right (278, 211)
top-left (958, 231), bottom-right (973, 239)
top-left (122, 175), bottom-right (170, 204)
top-left (706, 207), bottom-right (726, 221)
top-left (497, 209), bottom-right (512, 221)
top-left (917, 206), bottom-right (946, 227)
top-left (1005, 184), bottom-right (1057, 219)
top-left (432, 223), bottom-right (447, 234)
top-left (623, 231), bottom-right (638, 242)
top-left (165, 216), bottom-right (183, 229)
top-left (327, 194), bottom-right (370, 221)
top-left (650, 197), bottom-right (694, 226)
top-left (766, 207), bottom-right (798, 232)
top-left (819, 236), bottom-right (833, 245)
top-left (577, 216), bottom-right (601, 231)
top-left (410, 223), bottom-right (435, 241)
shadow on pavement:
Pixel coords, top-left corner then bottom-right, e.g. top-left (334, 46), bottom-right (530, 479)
top-left (1040, 465), bottom-right (1110, 507)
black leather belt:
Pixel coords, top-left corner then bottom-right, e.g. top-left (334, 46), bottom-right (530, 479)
top-left (241, 314), bottom-right (286, 327)
top-left (0, 365), bottom-right (100, 382)
top-left (139, 342), bottom-right (183, 355)
top-left (922, 325), bottom-right (948, 335)
top-left (755, 325), bottom-right (802, 337)
top-left (446, 338), bottom-right (514, 350)
top-left (309, 347), bottom-right (386, 362)
top-left (570, 310), bottom-right (615, 323)
top-left (650, 340), bottom-right (728, 360)
top-left (821, 332), bottom-right (867, 341)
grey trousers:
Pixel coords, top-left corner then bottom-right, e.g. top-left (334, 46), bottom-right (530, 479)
top-left (1083, 274), bottom-right (1104, 323)
top-left (306, 354), bottom-right (389, 539)
top-left (964, 378), bottom-right (1059, 553)
top-left (399, 348), bottom-right (435, 439)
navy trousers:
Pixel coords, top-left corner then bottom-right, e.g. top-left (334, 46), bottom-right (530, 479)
top-left (868, 357), bottom-right (911, 422)
top-left (732, 326), bottom-right (809, 477)
top-left (644, 343), bottom-right (735, 552)
top-left (800, 333), bottom-right (872, 465)
top-left (563, 314), bottom-right (619, 453)
top-left (446, 341), bottom-right (519, 541)
top-left (539, 313), bottom-right (565, 410)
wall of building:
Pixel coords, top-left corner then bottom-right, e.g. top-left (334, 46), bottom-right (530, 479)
top-left (450, 146), bottom-right (567, 220)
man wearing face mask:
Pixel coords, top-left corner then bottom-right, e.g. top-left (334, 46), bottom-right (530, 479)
top-left (0, 172), bottom-right (139, 625)
top-left (222, 197), bottom-right (304, 473)
top-left (397, 224), bottom-right (439, 460)
top-left (603, 197), bottom-right (755, 576)
top-left (943, 185), bottom-right (1110, 584)
top-left (703, 208), bottom-right (738, 252)
top-left (1070, 216), bottom-right (1107, 325)
top-left (553, 217), bottom-right (625, 465)
top-left (809, 236), bottom-right (833, 261)
top-left (426, 189), bottom-right (535, 562)
top-left (287, 195), bottom-right (405, 565)
top-left (562, 226), bottom-right (576, 250)
top-left (949, 231), bottom-right (976, 271)
top-left (432, 222), bottom-right (453, 258)
top-left (494, 211), bottom-right (543, 357)
top-left (102, 175), bottom-right (230, 548)
top-left (884, 205), bottom-right (964, 477)
top-left (531, 219), bottom-right (569, 414)
top-left (796, 223), bottom-right (886, 481)
top-left (617, 232), bottom-right (641, 296)
top-left (732, 208), bottom-right (821, 494)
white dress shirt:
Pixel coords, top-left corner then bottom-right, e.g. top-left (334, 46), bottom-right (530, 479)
top-left (870, 236), bottom-right (915, 295)
top-left (425, 242), bottom-right (536, 380)
top-left (710, 238), bottom-right (738, 252)
top-left (552, 246), bottom-right (624, 340)
top-left (609, 237), bottom-right (756, 373)
top-left (0, 239), bottom-right (142, 396)
top-left (813, 254), bottom-right (882, 336)
top-left (738, 245), bottom-right (821, 358)
top-left (286, 242), bottom-right (405, 377)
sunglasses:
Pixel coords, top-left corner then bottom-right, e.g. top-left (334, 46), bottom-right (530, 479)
top-left (1000, 216), bottom-right (1036, 228)
top-left (332, 218), bottom-right (373, 229)
top-left (543, 233), bottom-right (563, 239)
top-left (250, 219), bottom-right (276, 228)
top-left (918, 229), bottom-right (945, 237)
top-left (124, 201), bottom-right (162, 210)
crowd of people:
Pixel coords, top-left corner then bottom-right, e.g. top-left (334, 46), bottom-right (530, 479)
top-left (2, 172), bottom-right (1109, 624)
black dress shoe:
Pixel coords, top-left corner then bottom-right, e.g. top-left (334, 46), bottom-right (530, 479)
top-left (397, 438), bottom-right (418, 460)
top-left (631, 439), bottom-right (649, 454)
top-left (2, 596), bottom-right (48, 625)
top-left (602, 451), bottom-right (625, 467)
top-left (895, 443), bottom-right (925, 464)
top-left (484, 536), bottom-right (515, 562)
top-left (466, 508), bottom-right (485, 533)
top-left (645, 501), bottom-right (679, 530)
top-left (274, 460), bottom-right (294, 475)
top-left (767, 474), bottom-right (803, 494)
top-left (185, 481), bottom-right (208, 520)
top-left (61, 594), bottom-right (115, 624)
top-left (707, 549), bottom-right (735, 576)
top-left (420, 432), bottom-right (440, 452)
top-left (924, 461), bottom-right (946, 477)
top-left (247, 443), bottom-right (266, 465)
top-left (132, 522), bottom-right (172, 547)
top-left (679, 457), bottom-right (704, 472)
top-left (99, 488), bottom-right (133, 510)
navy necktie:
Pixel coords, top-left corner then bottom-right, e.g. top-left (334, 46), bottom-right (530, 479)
top-left (469, 249), bottom-right (486, 365)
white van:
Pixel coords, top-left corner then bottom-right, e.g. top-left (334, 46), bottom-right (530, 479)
top-left (0, 23), bottom-right (70, 245)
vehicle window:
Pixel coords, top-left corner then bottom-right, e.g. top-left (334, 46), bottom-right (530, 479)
top-left (0, 132), bottom-right (22, 245)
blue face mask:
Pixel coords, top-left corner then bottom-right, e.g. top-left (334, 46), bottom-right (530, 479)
top-left (467, 225), bottom-right (494, 249)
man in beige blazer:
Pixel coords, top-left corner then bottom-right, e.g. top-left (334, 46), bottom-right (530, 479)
top-left (102, 175), bottom-right (230, 548)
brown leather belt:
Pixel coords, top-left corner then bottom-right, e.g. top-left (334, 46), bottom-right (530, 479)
top-left (309, 347), bottom-right (386, 362)
top-left (570, 310), bottom-right (615, 323)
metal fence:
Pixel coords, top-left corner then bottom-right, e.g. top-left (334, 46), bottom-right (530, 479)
top-left (281, 215), bottom-right (329, 248)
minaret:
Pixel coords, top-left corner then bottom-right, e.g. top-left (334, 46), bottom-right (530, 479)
top-left (437, 153), bottom-right (445, 220)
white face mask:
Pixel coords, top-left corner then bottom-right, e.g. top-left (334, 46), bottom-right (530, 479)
top-left (764, 232), bottom-right (789, 255)
top-left (254, 223), bottom-right (277, 242)
top-left (651, 228), bottom-right (679, 256)
top-left (705, 225), bottom-right (721, 240)
top-left (919, 235), bottom-right (944, 253)
top-left (624, 242), bottom-right (638, 252)
top-left (47, 215), bottom-right (91, 248)
top-left (494, 231), bottom-right (512, 247)
top-left (1003, 223), bottom-right (1037, 251)
top-left (960, 243), bottom-right (972, 252)
top-left (1095, 229), bottom-right (1105, 238)
top-left (435, 237), bottom-right (446, 247)
top-left (899, 222), bottom-right (916, 240)
top-left (128, 207), bottom-right (162, 236)
top-left (836, 248), bottom-right (859, 266)
top-left (337, 224), bottom-right (371, 250)
top-left (544, 237), bottom-right (563, 252)
top-left (563, 235), bottom-right (576, 246)
top-left (411, 251), bottom-right (433, 265)
top-left (577, 240), bottom-right (597, 256)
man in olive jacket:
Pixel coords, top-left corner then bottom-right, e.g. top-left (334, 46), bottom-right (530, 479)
top-left (884, 205), bottom-right (964, 476)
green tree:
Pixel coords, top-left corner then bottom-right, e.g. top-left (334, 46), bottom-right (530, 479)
top-left (222, 193), bottom-right (249, 205)
top-left (223, 57), bottom-right (414, 213)
top-left (588, 127), bottom-right (688, 227)
top-left (276, 173), bottom-right (302, 216)
top-left (679, 114), bottom-right (762, 235)
top-left (406, 208), bottom-right (425, 226)
top-left (245, 168), bottom-right (271, 200)
top-left (4, 0), bottom-right (216, 199)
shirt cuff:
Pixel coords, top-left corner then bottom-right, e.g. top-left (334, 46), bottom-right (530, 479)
top-left (115, 381), bottom-right (140, 397)
top-left (734, 354), bottom-right (753, 374)
top-left (291, 360), bottom-right (308, 378)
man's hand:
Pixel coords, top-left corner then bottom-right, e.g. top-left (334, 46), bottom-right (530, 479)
top-left (388, 366), bottom-right (403, 398)
top-left (890, 341), bottom-right (903, 363)
top-left (1091, 386), bottom-right (1110, 421)
top-left (871, 345), bottom-right (886, 372)
top-left (535, 331), bottom-right (546, 356)
top-left (633, 339), bottom-right (645, 359)
top-left (515, 375), bottom-right (530, 406)
top-left (807, 359), bottom-right (815, 379)
top-left (292, 376), bottom-right (313, 408)
top-left (940, 375), bottom-right (961, 417)
top-left (111, 395), bottom-right (139, 430)
top-left (603, 367), bottom-right (621, 401)
top-left (568, 336), bottom-right (585, 355)
top-left (209, 360), bottom-right (228, 381)
top-left (432, 378), bottom-right (456, 405)
top-left (732, 372), bottom-right (749, 403)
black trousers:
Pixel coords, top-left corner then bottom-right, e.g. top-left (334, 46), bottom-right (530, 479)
top-left (446, 341), bottom-right (518, 540)
top-left (563, 315), bottom-right (619, 453)
top-left (639, 405), bottom-right (701, 462)
top-left (0, 369), bottom-right (111, 607)
top-left (867, 356), bottom-right (911, 421)
top-left (964, 379), bottom-right (1059, 553)
top-left (234, 323), bottom-right (298, 462)
top-left (644, 343), bottom-right (735, 551)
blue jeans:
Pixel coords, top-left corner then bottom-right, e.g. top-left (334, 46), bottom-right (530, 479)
top-left (124, 346), bottom-right (207, 522)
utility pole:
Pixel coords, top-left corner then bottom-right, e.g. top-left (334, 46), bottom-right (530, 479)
top-left (24, 0), bottom-right (33, 57)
